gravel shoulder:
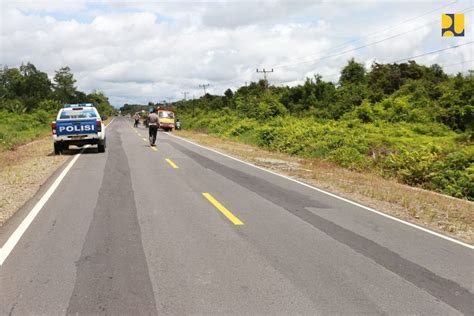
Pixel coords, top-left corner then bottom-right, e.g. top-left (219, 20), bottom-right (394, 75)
top-left (0, 137), bottom-right (68, 225)
top-left (174, 130), bottom-right (474, 245)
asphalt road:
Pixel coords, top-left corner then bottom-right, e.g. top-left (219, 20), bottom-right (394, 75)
top-left (1, 117), bottom-right (473, 315)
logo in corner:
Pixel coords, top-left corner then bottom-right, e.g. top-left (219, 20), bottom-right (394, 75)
top-left (442, 13), bottom-right (464, 37)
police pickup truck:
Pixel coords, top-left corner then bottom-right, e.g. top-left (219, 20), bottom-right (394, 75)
top-left (52, 104), bottom-right (107, 154)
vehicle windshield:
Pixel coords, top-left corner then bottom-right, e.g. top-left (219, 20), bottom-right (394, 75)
top-left (159, 111), bottom-right (174, 118)
top-left (60, 109), bottom-right (97, 119)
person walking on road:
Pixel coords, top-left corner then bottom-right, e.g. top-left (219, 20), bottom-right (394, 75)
top-left (148, 109), bottom-right (159, 146)
top-left (133, 113), bottom-right (140, 128)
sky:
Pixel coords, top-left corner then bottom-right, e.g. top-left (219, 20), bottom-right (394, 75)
top-left (1, 0), bottom-right (473, 107)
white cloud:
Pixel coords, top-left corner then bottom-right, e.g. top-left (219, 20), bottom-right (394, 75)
top-left (1, 0), bottom-right (88, 12)
top-left (1, 0), bottom-right (472, 107)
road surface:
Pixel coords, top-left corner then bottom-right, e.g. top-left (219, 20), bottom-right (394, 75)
top-left (1, 117), bottom-right (473, 315)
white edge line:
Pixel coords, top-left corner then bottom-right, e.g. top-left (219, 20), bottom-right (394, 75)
top-left (0, 117), bottom-right (117, 266)
top-left (167, 133), bottom-right (474, 250)
top-left (0, 151), bottom-right (82, 266)
top-left (106, 117), bottom-right (116, 126)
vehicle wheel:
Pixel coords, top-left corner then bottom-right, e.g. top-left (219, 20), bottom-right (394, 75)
top-left (63, 144), bottom-right (69, 151)
top-left (98, 139), bottom-right (106, 153)
top-left (54, 143), bottom-right (62, 155)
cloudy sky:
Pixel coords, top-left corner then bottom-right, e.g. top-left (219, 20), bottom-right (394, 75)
top-left (1, 0), bottom-right (472, 107)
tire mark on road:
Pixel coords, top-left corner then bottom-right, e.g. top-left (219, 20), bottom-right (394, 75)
top-left (67, 127), bottom-right (157, 315)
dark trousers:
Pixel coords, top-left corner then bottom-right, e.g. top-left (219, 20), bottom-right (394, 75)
top-left (148, 125), bottom-right (158, 145)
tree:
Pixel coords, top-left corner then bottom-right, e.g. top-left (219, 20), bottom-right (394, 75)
top-left (19, 62), bottom-right (52, 101)
top-left (224, 88), bottom-right (234, 108)
top-left (88, 91), bottom-right (115, 116)
top-left (53, 66), bottom-right (77, 103)
top-left (224, 88), bottom-right (234, 99)
top-left (0, 67), bottom-right (24, 100)
top-left (339, 58), bottom-right (366, 86)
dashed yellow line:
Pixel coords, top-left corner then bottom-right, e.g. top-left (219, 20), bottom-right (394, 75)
top-left (129, 122), bottom-right (156, 152)
top-left (165, 158), bottom-right (178, 169)
top-left (202, 193), bottom-right (244, 225)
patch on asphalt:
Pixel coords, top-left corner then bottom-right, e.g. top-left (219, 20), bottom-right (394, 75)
top-left (67, 129), bottom-right (157, 315)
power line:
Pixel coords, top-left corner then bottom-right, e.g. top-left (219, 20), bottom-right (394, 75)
top-left (274, 5), bottom-right (472, 70)
top-left (314, 43), bottom-right (473, 82)
top-left (279, 0), bottom-right (459, 69)
top-left (391, 41), bottom-right (473, 63)
top-left (274, 1), bottom-right (460, 69)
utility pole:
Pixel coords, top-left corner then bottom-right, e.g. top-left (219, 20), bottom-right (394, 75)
top-left (256, 68), bottom-right (273, 87)
top-left (199, 84), bottom-right (210, 95)
top-left (182, 91), bottom-right (188, 101)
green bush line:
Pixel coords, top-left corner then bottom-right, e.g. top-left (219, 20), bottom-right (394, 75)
top-left (0, 110), bottom-right (55, 151)
top-left (181, 111), bottom-right (473, 200)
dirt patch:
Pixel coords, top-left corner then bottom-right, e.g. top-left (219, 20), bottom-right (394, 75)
top-left (0, 138), bottom-right (69, 225)
top-left (174, 130), bottom-right (474, 245)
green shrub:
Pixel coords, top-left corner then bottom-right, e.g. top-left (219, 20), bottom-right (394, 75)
top-left (0, 99), bottom-right (27, 114)
top-left (181, 108), bottom-right (471, 200)
top-left (428, 147), bottom-right (474, 199)
top-left (381, 146), bottom-right (440, 186)
top-left (37, 99), bottom-right (62, 112)
top-left (0, 110), bottom-right (50, 151)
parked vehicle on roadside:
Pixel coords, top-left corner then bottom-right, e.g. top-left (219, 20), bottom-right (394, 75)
top-left (175, 118), bottom-right (181, 130)
top-left (51, 104), bottom-right (107, 154)
top-left (157, 109), bottom-right (175, 132)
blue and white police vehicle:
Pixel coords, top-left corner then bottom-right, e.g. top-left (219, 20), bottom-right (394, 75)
top-left (52, 103), bottom-right (107, 154)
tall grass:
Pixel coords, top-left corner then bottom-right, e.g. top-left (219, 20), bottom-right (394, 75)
top-left (0, 110), bottom-right (55, 151)
top-left (181, 110), bottom-right (473, 200)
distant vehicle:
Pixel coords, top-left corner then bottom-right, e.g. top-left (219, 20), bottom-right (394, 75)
top-left (175, 119), bottom-right (181, 130)
top-left (157, 109), bottom-right (175, 132)
top-left (52, 105), bottom-right (107, 154)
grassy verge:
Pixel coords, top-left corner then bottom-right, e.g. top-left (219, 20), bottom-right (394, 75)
top-left (0, 110), bottom-right (54, 152)
top-left (181, 112), bottom-right (473, 201)
top-left (174, 129), bottom-right (474, 245)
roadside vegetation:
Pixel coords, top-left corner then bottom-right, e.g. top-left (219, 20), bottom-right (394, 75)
top-left (0, 63), bottom-right (116, 151)
top-left (169, 60), bottom-right (473, 200)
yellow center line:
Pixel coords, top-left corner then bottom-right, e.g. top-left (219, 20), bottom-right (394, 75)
top-left (151, 146), bottom-right (158, 151)
top-left (165, 158), bottom-right (179, 169)
top-left (202, 193), bottom-right (244, 225)
top-left (137, 133), bottom-right (142, 136)
top-left (142, 138), bottom-right (147, 142)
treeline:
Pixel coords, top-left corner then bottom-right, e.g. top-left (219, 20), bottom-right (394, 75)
top-left (173, 59), bottom-right (473, 200)
top-left (120, 102), bottom-right (156, 116)
top-left (0, 63), bottom-right (116, 150)
top-left (0, 63), bottom-right (116, 116)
